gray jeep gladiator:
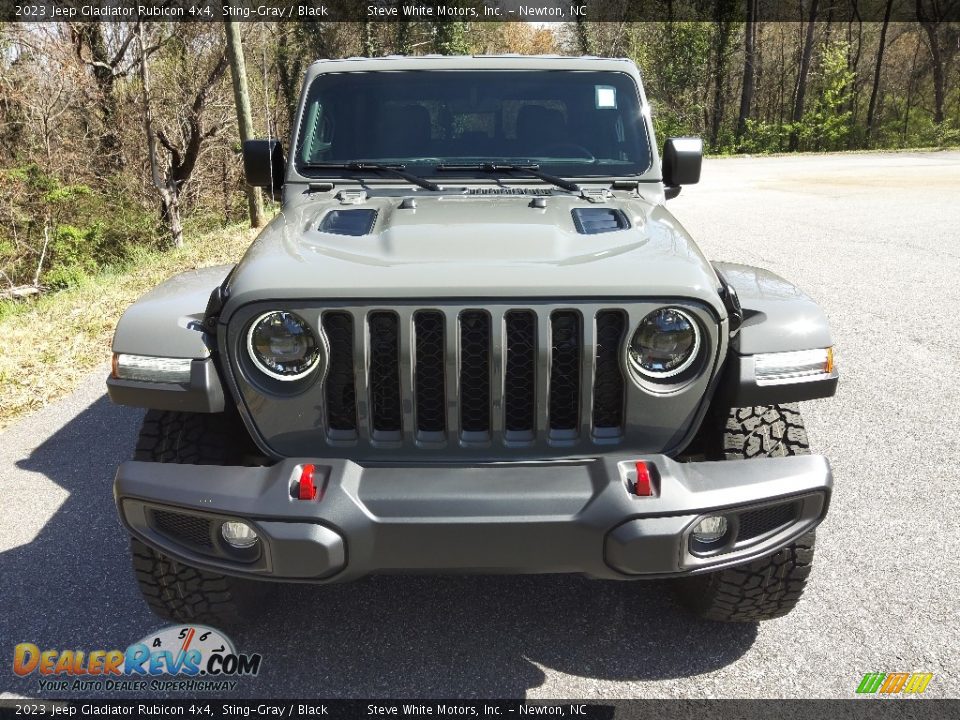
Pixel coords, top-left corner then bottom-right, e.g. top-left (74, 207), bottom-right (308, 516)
top-left (108, 56), bottom-right (838, 625)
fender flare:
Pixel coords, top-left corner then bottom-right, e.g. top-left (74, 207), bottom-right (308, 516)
top-left (713, 262), bottom-right (837, 406)
top-left (107, 265), bottom-right (233, 412)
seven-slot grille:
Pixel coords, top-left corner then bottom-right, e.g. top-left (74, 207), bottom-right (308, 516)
top-left (319, 306), bottom-right (628, 446)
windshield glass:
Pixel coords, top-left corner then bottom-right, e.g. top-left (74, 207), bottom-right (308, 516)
top-left (295, 70), bottom-right (652, 179)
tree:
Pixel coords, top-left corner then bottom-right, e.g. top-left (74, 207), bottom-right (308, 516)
top-left (915, 0), bottom-right (958, 125)
top-left (70, 23), bottom-right (136, 171)
top-left (866, 0), bottom-right (894, 144)
top-left (138, 23), bottom-right (229, 248)
top-left (224, 20), bottom-right (265, 228)
top-left (789, 0), bottom-right (820, 151)
top-left (362, 19), bottom-right (377, 57)
top-left (575, 15), bottom-right (594, 55)
top-left (432, 21), bottom-right (469, 54)
top-left (736, 0), bottom-right (758, 144)
top-left (710, 0), bottom-right (739, 149)
top-left (795, 41), bottom-right (855, 151)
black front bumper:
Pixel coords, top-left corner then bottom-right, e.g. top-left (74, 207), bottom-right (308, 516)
top-left (114, 454), bottom-right (832, 582)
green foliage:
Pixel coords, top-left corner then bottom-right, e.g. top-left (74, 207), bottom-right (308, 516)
top-left (737, 118), bottom-right (790, 154)
top-left (45, 225), bottom-right (101, 288)
top-left (791, 42), bottom-right (855, 151)
top-left (433, 21), bottom-right (470, 55)
top-left (0, 166), bottom-right (158, 292)
top-left (630, 23), bottom-right (713, 146)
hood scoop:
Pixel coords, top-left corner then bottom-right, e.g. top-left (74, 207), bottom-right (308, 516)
top-left (572, 208), bottom-right (630, 235)
top-left (319, 209), bottom-right (378, 236)
top-left (463, 188), bottom-right (554, 196)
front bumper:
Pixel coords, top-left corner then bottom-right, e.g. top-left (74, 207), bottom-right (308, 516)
top-left (114, 454), bottom-right (832, 582)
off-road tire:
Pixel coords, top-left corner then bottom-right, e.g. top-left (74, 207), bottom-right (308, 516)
top-left (673, 404), bottom-right (817, 622)
top-left (722, 404), bottom-right (810, 459)
top-left (128, 409), bottom-right (271, 626)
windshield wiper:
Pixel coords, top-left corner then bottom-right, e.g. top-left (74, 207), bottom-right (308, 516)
top-left (303, 162), bottom-right (441, 192)
top-left (435, 162), bottom-right (580, 193)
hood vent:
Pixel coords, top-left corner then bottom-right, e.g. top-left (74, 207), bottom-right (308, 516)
top-left (572, 208), bottom-right (630, 235)
top-left (319, 209), bottom-right (378, 236)
top-left (464, 188), bottom-right (554, 196)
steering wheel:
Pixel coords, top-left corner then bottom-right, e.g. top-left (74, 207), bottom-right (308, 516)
top-left (538, 143), bottom-right (596, 161)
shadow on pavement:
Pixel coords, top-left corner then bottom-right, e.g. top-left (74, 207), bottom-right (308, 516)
top-left (2, 393), bottom-right (758, 698)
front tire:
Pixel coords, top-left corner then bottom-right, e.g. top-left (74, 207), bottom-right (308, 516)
top-left (127, 410), bottom-right (271, 626)
top-left (673, 404), bottom-right (818, 622)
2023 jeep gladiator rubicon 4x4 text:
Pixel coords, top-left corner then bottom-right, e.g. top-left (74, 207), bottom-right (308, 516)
top-left (107, 56), bottom-right (838, 625)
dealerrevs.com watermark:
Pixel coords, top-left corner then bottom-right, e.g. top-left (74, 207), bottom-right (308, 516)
top-left (856, 673), bottom-right (935, 695)
top-left (12, 625), bottom-right (262, 693)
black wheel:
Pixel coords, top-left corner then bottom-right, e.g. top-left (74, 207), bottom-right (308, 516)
top-left (128, 409), bottom-right (272, 626)
top-left (673, 404), bottom-right (818, 622)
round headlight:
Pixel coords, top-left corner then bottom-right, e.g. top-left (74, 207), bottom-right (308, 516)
top-left (628, 308), bottom-right (700, 378)
top-left (247, 311), bottom-right (321, 381)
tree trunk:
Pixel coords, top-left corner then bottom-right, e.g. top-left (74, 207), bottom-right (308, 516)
top-left (916, 1), bottom-right (946, 125)
top-left (73, 23), bottom-right (127, 172)
top-left (788, 0), bottom-right (820, 151)
top-left (159, 185), bottom-right (184, 249)
top-left (736, 0), bottom-right (757, 144)
top-left (902, 41), bottom-right (922, 144)
top-left (396, 21), bottom-right (414, 54)
top-left (276, 28), bottom-right (301, 129)
top-left (575, 15), bottom-right (593, 55)
top-left (844, 8), bottom-right (863, 148)
top-left (710, 18), bottom-right (734, 149)
top-left (362, 19), bottom-right (376, 57)
top-left (225, 19), bottom-right (265, 228)
top-left (139, 23), bottom-right (183, 249)
top-left (866, 0), bottom-right (893, 144)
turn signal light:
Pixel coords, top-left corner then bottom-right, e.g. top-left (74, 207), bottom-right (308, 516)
top-left (112, 353), bottom-right (192, 384)
top-left (754, 347), bottom-right (835, 385)
top-left (298, 464), bottom-right (317, 500)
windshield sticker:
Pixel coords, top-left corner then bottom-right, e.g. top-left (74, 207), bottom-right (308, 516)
top-left (596, 86), bottom-right (617, 109)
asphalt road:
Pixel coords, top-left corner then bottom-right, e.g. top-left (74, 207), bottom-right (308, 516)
top-left (2, 152), bottom-right (959, 700)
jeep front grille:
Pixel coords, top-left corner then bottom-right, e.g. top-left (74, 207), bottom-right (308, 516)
top-left (317, 304), bottom-right (629, 447)
top-left (322, 312), bottom-right (358, 432)
top-left (368, 311), bottom-right (402, 435)
top-left (592, 311), bottom-right (626, 430)
top-left (459, 310), bottom-right (492, 434)
top-left (413, 311), bottom-right (446, 435)
top-left (503, 311), bottom-right (536, 436)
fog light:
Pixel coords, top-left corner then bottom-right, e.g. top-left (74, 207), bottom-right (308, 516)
top-left (221, 521), bottom-right (258, 549)
top-left (692, 515), bottom-right (728, 544)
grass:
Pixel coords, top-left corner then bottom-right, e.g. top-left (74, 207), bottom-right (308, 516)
top-left (0, 223), bottom-right (257, 431)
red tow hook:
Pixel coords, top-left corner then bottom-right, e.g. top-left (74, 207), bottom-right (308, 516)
top-left (634, 461), bottom-right (654, 497)
top-left (298, 464), bottom-right (318, 500)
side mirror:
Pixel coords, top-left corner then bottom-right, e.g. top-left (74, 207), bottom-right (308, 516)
top-left (662, 137), bottom-right (703, 199)
top-left (243, 139), bottom-right (285, 192)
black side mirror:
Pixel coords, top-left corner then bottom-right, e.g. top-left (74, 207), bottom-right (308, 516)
top-left (662, 137), bottom-right (703, 199)
top-left (243, 139), bottom-right (285, 193)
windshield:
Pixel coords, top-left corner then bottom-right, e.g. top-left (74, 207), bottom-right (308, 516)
top-left (295, 70), bottom-right (652, 179)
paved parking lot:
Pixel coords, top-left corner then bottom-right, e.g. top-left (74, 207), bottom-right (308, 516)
top-left (1, 152), bottom-right (958, 699)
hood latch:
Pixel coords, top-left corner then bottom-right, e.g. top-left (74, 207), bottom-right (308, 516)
top-left (336, 189), bottom-right (368, 205)
top-left (579, 188), bottom-right (611, 203)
